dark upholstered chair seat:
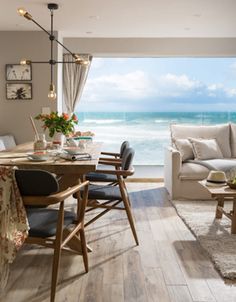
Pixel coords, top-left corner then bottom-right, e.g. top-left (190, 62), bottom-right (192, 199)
top-left (85, 184), bottom-right (122, 200)
top-left (27, 208), bottom-right (76, 237)
top-left (86, 172), bottom-right (117, 182)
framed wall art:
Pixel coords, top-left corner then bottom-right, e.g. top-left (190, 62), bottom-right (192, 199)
top-left (6, 64), bottom-right (32, 81)
top-left (6, 83), bottom-right (32, 100)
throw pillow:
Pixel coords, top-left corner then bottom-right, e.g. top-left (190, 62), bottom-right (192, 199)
top-left (188, 138), bottom-right (223, 160)
top-left (174, 138), bottom-right (194, 162)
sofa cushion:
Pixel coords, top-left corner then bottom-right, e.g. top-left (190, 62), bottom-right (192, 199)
top-left (174, 139), bottom-right (194, 162)
top-left (189, 138), bottom-right (223, 160)
top-left (170, 124), bottom-right (231, 158)
top-left (179, 162), bottom-right (210, 180)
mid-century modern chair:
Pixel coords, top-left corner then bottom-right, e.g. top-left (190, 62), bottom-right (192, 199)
top-left (15, 169), bottom-right (89, 302)
top-left (81, 147), bottom-right (139, 246)
top-left (100, 140), bottom-right (130, 159)
top-left (86, 140), bottom-right (130, 184)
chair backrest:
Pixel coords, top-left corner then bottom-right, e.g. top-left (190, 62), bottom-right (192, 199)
top-left (15, 169), bottom-right (59, 196)
top-left (121, 147), bottom-right (135, 171)
top-left (120, 141), bottom-right (130, 158)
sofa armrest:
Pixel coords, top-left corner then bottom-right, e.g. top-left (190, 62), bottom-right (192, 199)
top-left (164, 146), bottom-right (182, 198)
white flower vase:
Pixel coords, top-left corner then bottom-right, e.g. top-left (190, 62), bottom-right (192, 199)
top-left (52, 132), bottom-right (65, 149)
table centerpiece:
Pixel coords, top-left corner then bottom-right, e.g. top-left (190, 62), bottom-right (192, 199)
top-left (35, 111), bottom-right (78, 147)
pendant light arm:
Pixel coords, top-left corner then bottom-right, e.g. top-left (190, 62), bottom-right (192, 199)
top-left (54, 38), bottom-right (75, 57)
top-left (31, 18), bottom-right (51, 37)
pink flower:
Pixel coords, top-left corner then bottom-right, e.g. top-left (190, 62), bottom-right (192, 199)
top-left (72, 114), bottom-right (78, 122)
top-left (62, 113), bottom-right (69, 120)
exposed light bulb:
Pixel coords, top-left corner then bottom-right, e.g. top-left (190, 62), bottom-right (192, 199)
top-left (17, 7), bottom-right (32, 20)
top-left (48, 84), bottom-right (57, 101)
top-left (74, 55), bottom-right (90, 66)
top-left (81, 60), bottom-right (90, 66)
top-left (17, 7), bottom-right (26, 16)
top-left (20, 58), bottom-right (31, 65)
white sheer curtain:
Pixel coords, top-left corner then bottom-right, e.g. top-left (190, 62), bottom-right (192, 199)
top-left (63, 53), bottom-right (92, 114)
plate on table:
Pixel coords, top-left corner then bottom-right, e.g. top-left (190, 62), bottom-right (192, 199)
top-left (27, 152), bottom-right (50, 161)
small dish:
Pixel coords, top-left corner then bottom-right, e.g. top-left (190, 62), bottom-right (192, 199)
top-left (27, 152), bottom-right (49, 161)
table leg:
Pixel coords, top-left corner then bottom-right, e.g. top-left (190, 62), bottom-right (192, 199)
top-left (231, 198), bottom-right (236, 234)
top-left (215, 197), bottom-right (224, 219)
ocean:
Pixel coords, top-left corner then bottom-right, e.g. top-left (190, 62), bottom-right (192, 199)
top-left (76, 112), bottom-right (236, 165)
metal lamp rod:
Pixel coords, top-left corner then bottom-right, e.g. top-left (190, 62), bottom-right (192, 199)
top-left (50, 8), bottom-right (54, 85)
top-left (27, 11), bottom-right (76, 59)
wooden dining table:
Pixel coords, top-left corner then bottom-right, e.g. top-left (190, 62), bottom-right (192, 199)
top-left (0, 141), bottom-right (102, 253)
top-left (0, 141), bottom-right (101, 184)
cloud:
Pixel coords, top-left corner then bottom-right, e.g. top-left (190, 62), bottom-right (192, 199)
top-left (81, 70), bottom-right (236, 109)
top-left (156, 73), bottom-right (202, 97)
top-left (225, 88), bottom-right (236, 97)
top-left (83, 70), bottom-right (151, 102)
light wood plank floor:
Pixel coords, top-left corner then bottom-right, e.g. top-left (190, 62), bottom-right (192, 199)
top-left (1, 183), bottom-right (236, 302)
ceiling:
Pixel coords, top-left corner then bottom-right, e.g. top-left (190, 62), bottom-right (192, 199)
top-left (0, 0), bottom-right (236, 38)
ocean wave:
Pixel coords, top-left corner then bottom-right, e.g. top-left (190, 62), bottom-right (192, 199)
top-left (154, 119), bottom-right (170, 123)
top-left (83, 119), bottom-right (124, 124)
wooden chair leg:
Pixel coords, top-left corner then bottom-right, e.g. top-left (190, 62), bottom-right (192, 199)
top-left (123, 196), bottom-right (139, 245)
top-left (51, 202), bottom-right (64, 302)
top-left (118, 177), bottom-right (139, 245)
top-left (79, 228), bottom-right (89, 273)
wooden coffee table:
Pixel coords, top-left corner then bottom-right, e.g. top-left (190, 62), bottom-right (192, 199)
top-left (201, 182), bottom-right (236, 234)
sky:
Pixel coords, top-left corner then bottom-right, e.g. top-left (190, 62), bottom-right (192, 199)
top-left (77, 57), bottom-right (236, 112)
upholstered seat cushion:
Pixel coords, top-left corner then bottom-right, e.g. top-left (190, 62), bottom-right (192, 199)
top-left (86, 172), bottom-right (117, 182)
top-left (85, 184), bottom-right (122, 200)
top-left (179, 162), bottom-right (210, 180)
top-left (27, 208), bottom-right (76, 237)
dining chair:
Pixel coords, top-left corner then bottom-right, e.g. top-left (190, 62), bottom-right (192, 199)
top-left (100, 140), bottom-right (130, 159)
top-left (86, 140), bottom-right (130, 183)
top-left (80, 147), bottom-right (139, 246)
top-left (15, 169), bottom-right (89, 302)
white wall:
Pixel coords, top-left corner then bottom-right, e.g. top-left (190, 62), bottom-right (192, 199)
top-left (0, 31), bottom-right (58, 144)
top-left (64, 37), bottom-right (236, 57)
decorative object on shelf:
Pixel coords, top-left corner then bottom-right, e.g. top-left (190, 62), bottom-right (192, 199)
top-left (35, 111), bottom-right (78, 138)
top-left (17, 3), bottom-right (91, 101)
top-left (6, 64), bottom-right (32, 81)
top-left (6, 83), bottom-right (32, 100)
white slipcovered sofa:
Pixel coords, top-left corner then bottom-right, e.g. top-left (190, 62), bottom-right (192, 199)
top-left (164, 123), bottom-right (236, 200)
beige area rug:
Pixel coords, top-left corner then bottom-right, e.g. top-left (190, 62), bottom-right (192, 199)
top-left (172, 199), bottom-right (236, 279)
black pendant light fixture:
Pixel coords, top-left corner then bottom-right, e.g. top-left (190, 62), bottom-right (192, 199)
top-left (18, 3), bottom-right (90, 101)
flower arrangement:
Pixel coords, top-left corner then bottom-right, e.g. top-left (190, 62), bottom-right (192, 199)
top-left (35, 112), bottom-right (78, 137)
